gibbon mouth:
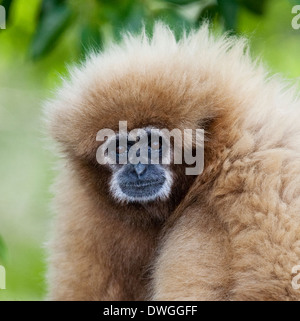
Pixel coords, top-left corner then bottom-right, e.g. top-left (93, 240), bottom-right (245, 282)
top-left (119, 178), bottom-right (166, 199)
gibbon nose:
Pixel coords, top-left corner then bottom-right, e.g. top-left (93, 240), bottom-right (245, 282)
top-left (134, 163), bottom-right (147, 177)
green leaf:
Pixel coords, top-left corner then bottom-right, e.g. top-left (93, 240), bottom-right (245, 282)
top-left (289, 0), bottom-right (300, 6)
top-left (112, 2), bottom-right (145, 41)
top-left (80, 23), bottom-right (103, 57)
top-left (29, 1), bottom-right (72, 59)
top-left (0, 235), bottom-right (7, 263)
top-left (197, 3), bottom-right (219, 26)
top-left (238, 0), bottom-right (267, 15)
top-left (217, 0), bottom-right (239, 31)
top-left (124, 3), bottom-right (145, 33)
top-left (163, 0), bottom-right (202, 5)
top-left (155, 9), bottom-right (192, 40)
top-left (39, 0), bottom-right (67, 18)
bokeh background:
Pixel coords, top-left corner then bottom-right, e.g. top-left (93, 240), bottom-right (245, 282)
top-left (0, 0), bottom-right (299, 301)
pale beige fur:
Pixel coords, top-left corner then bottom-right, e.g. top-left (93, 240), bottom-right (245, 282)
top-left (45, 23), bottom-right (300, 301)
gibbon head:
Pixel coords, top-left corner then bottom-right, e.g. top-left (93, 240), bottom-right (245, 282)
top-left (45, 23), bottom-right (257, 211)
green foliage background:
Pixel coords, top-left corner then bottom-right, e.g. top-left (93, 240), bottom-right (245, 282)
top-left (0, 0), bottom-right (299, 300)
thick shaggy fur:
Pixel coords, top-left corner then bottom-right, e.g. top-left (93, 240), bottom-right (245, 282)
top-left (45, 23), bottom-right (300, 300)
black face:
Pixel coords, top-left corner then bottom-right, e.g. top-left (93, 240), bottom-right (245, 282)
top-left (109, 132), bottom-right (172, 203)
top-left (118, 163), bottom-right (167, 200)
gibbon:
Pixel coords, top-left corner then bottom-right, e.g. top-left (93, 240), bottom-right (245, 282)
top-left (45, 23), bottom-right (300, 301)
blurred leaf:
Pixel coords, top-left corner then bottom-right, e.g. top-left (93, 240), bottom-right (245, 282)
top-left (0, 0), bottom-right (13, 21)
top-left (80, 23), bottom-right (103, 57)
top-left (29, 1), bottom-right (72, 59)
top-left (289, 0), bottom-right (300, 6)
top-left (96, 0), bottom-right (118, 3)
top-left (112, 1), bottom-right (145, 41)
top-left (197, 3), bottom-right (219, 26)
top-left (39, 0), bottom-right (67, 18)
top-left (217, 0), bottom-right (239, 31)
top-left (155, 9), bottom-right (192, 39)
top-left (162, 0), bottom-right (202, 5)
top-left (238, 0), bottom-right (267, 15)
top-left (0, 235), bottom-right (7, 263)
top-left (125, 3), bottom-right (145, 33)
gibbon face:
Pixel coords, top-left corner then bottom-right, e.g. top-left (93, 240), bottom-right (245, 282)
top-left (105, 129), bottom-right (174, 203)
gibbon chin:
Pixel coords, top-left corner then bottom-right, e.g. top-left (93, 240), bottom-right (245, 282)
top-left (45, 23), bottom-right (300, 301)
